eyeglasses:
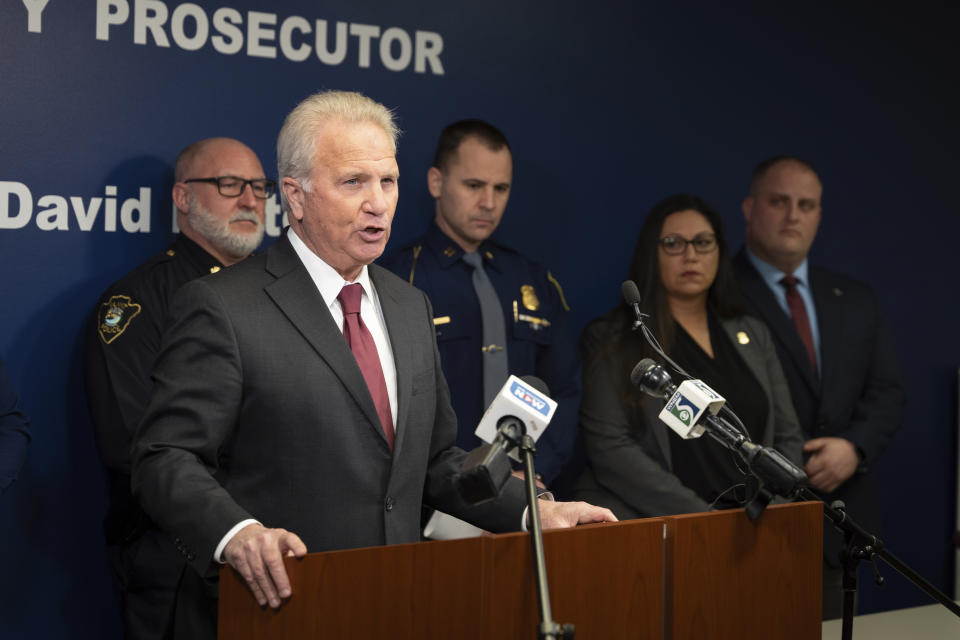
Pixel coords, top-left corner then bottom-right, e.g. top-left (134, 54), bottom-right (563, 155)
top-left (658, 234), bottom-right (718, 255)
top-left (184, 176), bottom-right (276, 199)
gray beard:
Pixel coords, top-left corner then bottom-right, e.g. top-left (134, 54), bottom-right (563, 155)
top-left (188, 196), bottom-right (264, 260)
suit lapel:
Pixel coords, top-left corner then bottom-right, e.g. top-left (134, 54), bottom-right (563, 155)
top-left (262, 237), bottom-right (386, 443)
top-left (719, 319), bottom-right (764, 392)
top-left (370, 265), bottom-right (413, 457)
top-left (734, 250), bottom-right (819, 395)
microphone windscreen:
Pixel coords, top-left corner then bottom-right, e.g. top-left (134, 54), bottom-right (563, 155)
top-left (621, 280), bottom-right (642, 305)
top-left (519, 375), bottom-right (550, 397)
top-left (630, 358), bottom-right (658, 388)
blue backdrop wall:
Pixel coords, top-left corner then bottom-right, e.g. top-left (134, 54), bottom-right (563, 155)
top-left (1, 2), bottom-right (957, 637)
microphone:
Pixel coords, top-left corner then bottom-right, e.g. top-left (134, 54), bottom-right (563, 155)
top-left (631, 358), bottom-right (727, 440)
top-left (630, 358), bottom-right (807, 499)
top-left (474, 374), bottom-right (556, 453)
top-left (621, 280), bottom-right (646, 330)
top-left (456, 375), bottom-right (556, 504)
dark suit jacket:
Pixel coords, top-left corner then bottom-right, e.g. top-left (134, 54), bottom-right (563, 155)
top-left (733, 248), bottom-right (906, 564)
top-left (131, 234), bottom-right (526, 636)
top-left (575, 314), bottom-right (804, 519)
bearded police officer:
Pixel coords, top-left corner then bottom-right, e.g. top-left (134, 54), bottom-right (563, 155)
top-left (84, 137), bottom-right (272, 639)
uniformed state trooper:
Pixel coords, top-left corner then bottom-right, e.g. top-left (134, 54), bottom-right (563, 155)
top-left (83, 137), bottom-right (273, 640)
top-left (380, 120), bottom-right (580, 493)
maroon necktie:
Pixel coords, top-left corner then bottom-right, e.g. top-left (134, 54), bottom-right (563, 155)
top-left (779, 275), bottom-right (817, 372)
top-left (337, 283), bottom-right (395, 450)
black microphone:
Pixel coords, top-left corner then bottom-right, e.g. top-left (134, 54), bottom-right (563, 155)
top-left (630, 359), bottom-right (807, 500)
top-left (632, 358), bottom-right (744, 442)
top-left (456, 376), bottom-right (551, 505)
top-left (621, 280), bottom-right (645, 330)
top-left (630, 357), bottom-right (675, 398)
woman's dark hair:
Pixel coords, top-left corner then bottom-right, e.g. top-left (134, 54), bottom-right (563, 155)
top-left (585, 194), bottom-right (744, 419)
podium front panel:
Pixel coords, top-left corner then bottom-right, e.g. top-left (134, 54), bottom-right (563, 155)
top-left (487, 519), bottom-right (665, 639)
top-left (219, 536), bottom-right (487, 640)
top-left (219, 518), bottom-right (666, 639)
top-left (664, 501), bottom-right (823, 640)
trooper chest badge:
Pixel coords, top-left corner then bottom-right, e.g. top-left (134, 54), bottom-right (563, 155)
top-left (98, 295), bottom-right (143, 344)
top-left (521, 285), bottom-right (539, 311)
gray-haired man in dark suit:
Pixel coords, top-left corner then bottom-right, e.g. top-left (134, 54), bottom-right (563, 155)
top-left (131, 90), bottom-right (615, 639)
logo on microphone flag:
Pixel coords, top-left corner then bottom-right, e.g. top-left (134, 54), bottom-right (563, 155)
top-left (509, 380), bottom-right (550, 416)
top-left (666, 393), bottom-right (700, 427)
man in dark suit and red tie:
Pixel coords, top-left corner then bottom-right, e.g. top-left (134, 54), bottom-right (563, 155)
top-left (732, 156), bottom-right (906, 619)
top-left (131, 90), bottom-right (615, 639)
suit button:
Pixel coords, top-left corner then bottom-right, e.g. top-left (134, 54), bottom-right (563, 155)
top-left (187, 553), bottom-right (195, 562)
top-left (385, 497), bottom-right (394, 512)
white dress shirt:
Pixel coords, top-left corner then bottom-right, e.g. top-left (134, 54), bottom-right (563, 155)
top-left (287, 228), bottom-right (398, 424)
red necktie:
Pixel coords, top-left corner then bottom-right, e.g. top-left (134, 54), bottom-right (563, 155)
top-left (779, 275), bottom-right (817, 372)
top-left (337, 283), bottom-right (395, 450)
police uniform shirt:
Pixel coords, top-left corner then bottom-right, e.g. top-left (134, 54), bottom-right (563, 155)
top-left (85, 234), bottom-right (225, 482)
top-left (83, 235), bottom-right (226, 639)
top-left (379, 222), bottom-right (580, 484)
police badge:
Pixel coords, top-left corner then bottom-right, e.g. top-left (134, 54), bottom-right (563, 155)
top-left (520, 285), bottom-right (539, 311)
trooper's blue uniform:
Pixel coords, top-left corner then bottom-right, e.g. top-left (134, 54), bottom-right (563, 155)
top-left (380, 222), bottom-right (580, 486)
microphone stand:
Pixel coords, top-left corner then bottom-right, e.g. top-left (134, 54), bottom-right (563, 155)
top-left (700, 416), bottom-right (960, 636)
top-left (700, 424), bottom-right (960, 635)
top-left (715, 432), bottom-right (960, 636)
top-left (793, 488), bottom-right (960, 640)
top-left (649, 390), bottom-right (960, 635)
top-left (508, 427), bottom-right (575, 640)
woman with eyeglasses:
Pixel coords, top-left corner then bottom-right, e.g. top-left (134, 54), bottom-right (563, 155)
top-left (573, 194), bottom-right (804, 519)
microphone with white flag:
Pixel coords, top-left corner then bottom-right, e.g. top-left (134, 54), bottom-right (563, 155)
top-left (630, 358), bottom-right (807, 500)
top-left (630, 357), bottom-right (734, 437)
top-left (456, 375), bottom-right (557, 505)
top-left (475, 375), bottom-right (557, 455)
top-left (425, 376), bottom-right (556, 540)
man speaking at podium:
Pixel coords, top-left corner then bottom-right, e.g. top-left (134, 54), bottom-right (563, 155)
top-left (131, 90), bottom-right (614, 639)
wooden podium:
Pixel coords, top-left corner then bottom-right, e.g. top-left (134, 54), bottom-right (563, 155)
top-left (219, 501), bottom-right (821, 639)
top-left (664, 501), bottom-right (822, 639)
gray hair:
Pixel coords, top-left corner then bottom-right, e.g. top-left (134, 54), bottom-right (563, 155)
top-left (277, 90), bottom-right (399, 212)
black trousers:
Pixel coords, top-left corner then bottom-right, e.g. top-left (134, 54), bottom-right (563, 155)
top-left (106, 528), bottom-right (184, 640)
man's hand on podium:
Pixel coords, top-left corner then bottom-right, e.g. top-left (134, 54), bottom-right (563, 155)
top-left (223, 523), bottom-right (308, 609)
top-left (538, 501), bottom-right (618, 529)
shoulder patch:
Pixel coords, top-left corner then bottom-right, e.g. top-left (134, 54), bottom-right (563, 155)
top-left (97, 295), bottom-right (142, 344)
